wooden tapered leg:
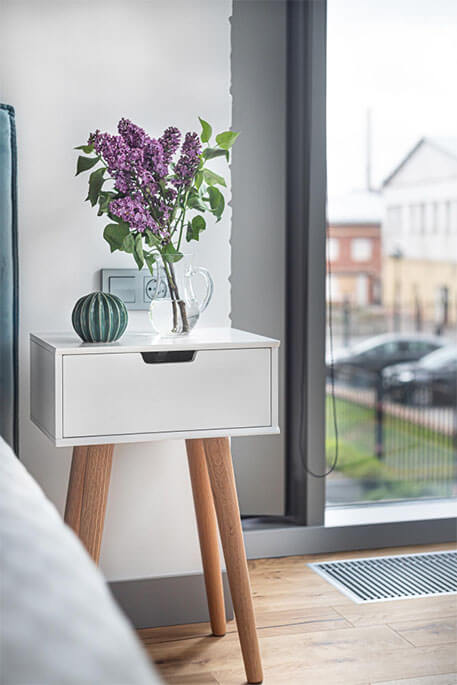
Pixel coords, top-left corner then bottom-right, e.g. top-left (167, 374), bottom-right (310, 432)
top-left (186, 439), bottom-right (226, 637)
top-left (64, 444), bottom-right (113, 564)
top-left (203, 437), bottom-right (263, 684)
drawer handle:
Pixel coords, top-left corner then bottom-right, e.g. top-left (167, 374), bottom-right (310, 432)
top-left (140, 350), bottom-right (196, 364)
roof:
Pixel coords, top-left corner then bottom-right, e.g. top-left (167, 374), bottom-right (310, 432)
top-left (383, 137), bottom-right (457, 187)
top-left (327, 189), bottom-right (382, 225)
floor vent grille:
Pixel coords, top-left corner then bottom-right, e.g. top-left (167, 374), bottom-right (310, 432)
top-left (309, 550), bottom-right (457, 603)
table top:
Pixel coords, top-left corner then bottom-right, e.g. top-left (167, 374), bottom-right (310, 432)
top-left (30, 328), bottom-right (280, 355)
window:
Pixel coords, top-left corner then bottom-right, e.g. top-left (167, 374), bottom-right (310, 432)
top-left (432, 202), bottom-right (439, 232)
top-left (408, 340), bottom-right (440, 356)
top-left (409, 204), bottom-right (424, 233)
top-left (452, 201), bottom-right (457, 233)
top-left (409, 204), bottom-right (416, 232)
top-left (419, 203), bottom-right (426, 234)
top-left (387, 205), bottom-right (402, 232)
top-left (445, 200), bottom-right (451, 234)
top-left (327, 237), bottom-right (339, 261)
top-left (351, 238), bottom-right (372, 261)
top-left (425, 203), bottom-right (433, 233)
top-left (325, 0), bottom-right (457, 514)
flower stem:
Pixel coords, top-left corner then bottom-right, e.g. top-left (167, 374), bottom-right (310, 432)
top-left (162, 258), bottom-right (179, 332)
top-left (169, 261), bottom-right (190, 332)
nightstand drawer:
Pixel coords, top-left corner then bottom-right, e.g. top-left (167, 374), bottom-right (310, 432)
top-left (62, 348), bottom-right (271, 439)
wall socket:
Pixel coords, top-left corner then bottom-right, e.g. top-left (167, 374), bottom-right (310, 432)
top-left (101, 268), bottom-right (167, 310)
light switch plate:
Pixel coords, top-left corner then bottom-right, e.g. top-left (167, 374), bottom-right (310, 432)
top-left (101, 268), bottom-right (160, 310)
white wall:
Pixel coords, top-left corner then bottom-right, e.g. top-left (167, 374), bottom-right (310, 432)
top-left (383, 144), bottom-right (457, 263)
top-left (0, 0), bottom-right (232, 581)
top-left (231, 0), bottom-right (286, 515)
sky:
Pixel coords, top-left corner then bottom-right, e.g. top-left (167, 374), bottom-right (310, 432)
top-left (327, 0), bottom-right (457, 198)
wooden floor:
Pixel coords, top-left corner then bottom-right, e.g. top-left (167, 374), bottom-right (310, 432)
top-left (139, 543), bottom-right (457, 685)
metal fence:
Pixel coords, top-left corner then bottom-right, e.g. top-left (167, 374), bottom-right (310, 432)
top-left (326, 368), bottom-right (457, 503)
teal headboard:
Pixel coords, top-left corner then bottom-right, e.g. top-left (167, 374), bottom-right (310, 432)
top-left (0, 104), bottom-right (18, 452)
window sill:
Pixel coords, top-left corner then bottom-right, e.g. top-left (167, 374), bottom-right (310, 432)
top-left (325, 498), bottom-right (457, 527)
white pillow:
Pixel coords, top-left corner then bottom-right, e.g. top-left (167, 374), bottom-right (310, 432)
top-left (0, 437), bottom-right (161, 685)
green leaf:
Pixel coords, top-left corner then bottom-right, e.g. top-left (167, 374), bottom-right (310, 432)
top-left (162, 242), bottom-right (183, 263)
top-left (194, 170), bottom-right (203, 190)
top-left (133, 234), bottom-right (144, 270)
top-left (186, 214), bottom-right (206, 242)
top-left (144, 229), bottom-right (160, 248)
top-left (76, 155), bottom-right (99, 175)
top-left (215, 130), bottom-right (240, 150)
top-left (202, 147), bottom-right (229, 162)
top-left (103, 222), bottom-right (130, 253)
top-left (187, 189), bottom-right (207, 212)
top-left (97, 191), bottom-right (116, 216)
top-left (86, 167), bottom-right (105, 206)
top-left (122, 233), bottom-right (135, 254)
top-left (207, 186), bottom-right (225, 222)
top-left (74, 144), bottom-right (95, 154)
top-left (199, 117), bottom-right (212, 144)
top-left (202, 168), bottom-right (226, 187)
top-left (144, 252), bottom-right (157, 275)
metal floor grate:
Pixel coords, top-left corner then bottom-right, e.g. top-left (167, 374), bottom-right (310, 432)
top-left (309, 551), bottom-right (457, 603)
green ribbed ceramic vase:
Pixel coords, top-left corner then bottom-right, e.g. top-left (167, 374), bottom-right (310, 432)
top-left (72, 291), bottom-right (128, 343)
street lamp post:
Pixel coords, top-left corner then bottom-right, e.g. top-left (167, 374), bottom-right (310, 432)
top-left (391, 247), bottom-right (403, 332)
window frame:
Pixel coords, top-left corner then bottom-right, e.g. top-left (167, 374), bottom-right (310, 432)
top-left (285, 0), bottom-right (327, 525)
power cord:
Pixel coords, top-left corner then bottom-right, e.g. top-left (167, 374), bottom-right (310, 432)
top-left (300, 220), bottom-right (339, 478)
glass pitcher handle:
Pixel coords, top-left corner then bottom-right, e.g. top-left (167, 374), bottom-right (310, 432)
top-left (192, 266), bottom-right (214, 313)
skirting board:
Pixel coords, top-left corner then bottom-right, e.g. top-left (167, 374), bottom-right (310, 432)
top-left (109, 519), bottom-right (455, 629)
top-left (110, 571), bottom-right (233, 630)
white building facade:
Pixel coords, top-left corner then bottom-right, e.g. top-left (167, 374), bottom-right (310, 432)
top-left (382, 138), bottom-right (457, 330)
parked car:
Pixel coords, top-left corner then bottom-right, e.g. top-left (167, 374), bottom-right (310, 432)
top-left (327, 333), bottom-right (447, 386)
top-left (382, 345), bottom-right (457, 407)
top-left (328, 333), bottom-right (446, 374)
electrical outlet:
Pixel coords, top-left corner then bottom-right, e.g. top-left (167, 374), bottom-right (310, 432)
top-left (102, 268), bottom-right (170, 309)
top-left (144, 277), bottom-right (156, 302)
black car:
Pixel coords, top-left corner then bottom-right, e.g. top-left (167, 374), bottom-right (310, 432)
top-left (382, 345), bottom-right (457, 406)
top-left (327, 334), bottom-right (446, 384)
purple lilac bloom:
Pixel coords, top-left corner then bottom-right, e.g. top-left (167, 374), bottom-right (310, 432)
top-left (118, 118), bottom-right (146, 148)
top-left (174, 132), bottom-right (201, 188)
top-left (109, 196), bottom-right (156, 234)
top-left (159, 126), bottom-right (181, 165)
top-left (89, 131), bottom-right (130, 173)
top-left (154, 198), bottom-right (171, 224)
top-left (144, 137), bottom-right (167, 179)
top-left (165, 186), bottom-right (177, 202)
top-left (113, 170), bottom-right (132, 194)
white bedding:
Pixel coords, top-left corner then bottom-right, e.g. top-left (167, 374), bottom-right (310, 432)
top-left (0, 437), bottom-right (161, 685)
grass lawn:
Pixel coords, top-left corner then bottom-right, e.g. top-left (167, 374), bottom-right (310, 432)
top-left (325, 396), bottom-right (457, 501)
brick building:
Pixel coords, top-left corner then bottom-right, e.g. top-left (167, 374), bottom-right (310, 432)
top-left (327, 189), bottom-right (382, 306)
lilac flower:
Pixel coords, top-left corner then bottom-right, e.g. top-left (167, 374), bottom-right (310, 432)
top-left (159, 126), bottom-right (181, 165)
top-left (165, 186), bottom-right (177, 202)
top-left (87, 119), bottom-right (209, 244)
top-left (174, 132), bottom-right (201, 188)
top-left (109, 196), bottom-right (156, 234)
top-left (154, 198), bottom-right (171, 224)
top-left (113, 170), bottom-right (133, 194)
top-left (118, 118), bottom-right (146, 149)
top-left (144, 137), bottom-right (167, 179)
top-left (89, 131), bottom-right (130, 174)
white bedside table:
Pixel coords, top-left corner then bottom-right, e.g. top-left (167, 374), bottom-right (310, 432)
top-left (30, 328), bottom-right (279, 684)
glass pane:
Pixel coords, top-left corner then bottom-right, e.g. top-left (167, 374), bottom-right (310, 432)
top-left (325, 0), bottom-right (457, 506)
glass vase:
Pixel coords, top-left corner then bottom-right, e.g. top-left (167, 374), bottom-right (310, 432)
top-left (148, 254), bottom-right (213, 337)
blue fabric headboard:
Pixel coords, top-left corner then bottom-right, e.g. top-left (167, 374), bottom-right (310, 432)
top-left (0, 104), bottom-right (18, 452)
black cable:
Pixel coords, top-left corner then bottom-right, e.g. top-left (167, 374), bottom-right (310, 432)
top-left (300, 220), bottom-right (339, 478)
